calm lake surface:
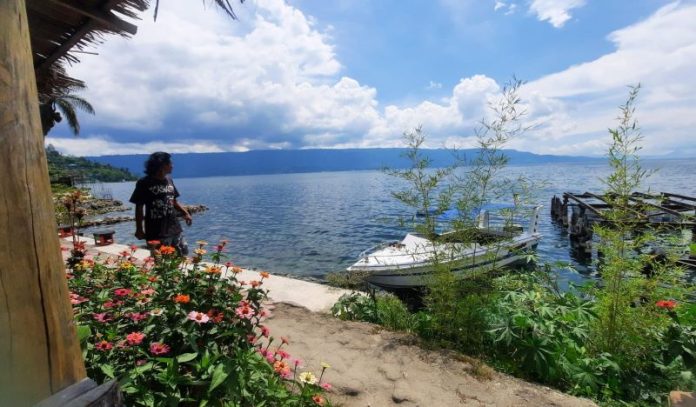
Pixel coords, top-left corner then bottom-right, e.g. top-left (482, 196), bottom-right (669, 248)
top-left (86, 160), bottom-right (696, 288)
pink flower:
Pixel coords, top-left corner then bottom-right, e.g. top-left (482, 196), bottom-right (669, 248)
top-left (92, 313), bottom-right (112, 323)
top-left (187, 311), bottom-right (210, 324)
top-left (321, 383), bottom-right (332, 391)
top-left (235, 304), bottom-right (255, 320)
top-left (266, 353), bottom-right (276, 364)
top-left (140, 288), bottom-right (156, 296)
top-left (281, 336), bottom-right (289, 345)
top-left (293, 358), bottom-right (303, 368)
top-left (128, 312), bottom-right (148, 322)
top-left (103, 300), bottom-right (123, 309)
top-left (149, 342), bottom-right (170, 355)
top-left (114, 288), bottom-right (132, 297)
top-left (247, 334), bottom-right (257, 344)
top-left (69, 292), bottom-right (88, 305)
top-left (95, 340), bottom-right (113, 352)
top-left (275, 349), bottom-right (290, 360)
top-left (260, 325), bottom-right (270, 338)
top-left (126, 332), bottom-right (146, 345)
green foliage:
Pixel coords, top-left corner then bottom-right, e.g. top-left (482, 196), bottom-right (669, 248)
top-left (384, 126), bottom-right (456, 238)
top-left (68, 241), bottom-right (331, 406)
top-left (46, 144), bottom-right (137, 184)
top-left (337, 84), bottom-right (696, 405)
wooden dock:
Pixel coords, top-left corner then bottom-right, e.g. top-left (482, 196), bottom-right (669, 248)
top-left (550, 191), bottom-right (696, 265)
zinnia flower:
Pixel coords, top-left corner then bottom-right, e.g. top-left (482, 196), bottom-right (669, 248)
top-left (260, 271), bottom-right (270, 279)
top-left (260, 325), bottom-right (270, 338)
top-left (149, 342), bottom-right (170, 355)
top-left (250, 280), bottom-right (261, 288)
top-left (140, 288), bottom-right (155, 296)
top-left (173, 294), bottom-right (190, 304)
top-left (205, 265), bottom-right (221, 275)
top-left (207, 309), bottom-right (224, 323)
top-left (187, 311), bottom-right (210, 324)
top-left (299, 371), bottom-right (317, 385)
top-left (235, 304), bottom-right (255, 320)
top-left (321, 383), bottom-right (332, 391)
top-left (69, 292), bottom-right (88, 305)
top-left (92, 312), bottom-right (112, 323)
top-left (128, 312), bottom-right (149, 322)
top-left (95, 340), bottom-right (113, 352)
top-left (194, 248), bottom-right (207, 256)
top-left (273, 360), bottom-right (290, 375)
top-left (126, 332), bottom-right (146, 345)
top-left (114, 288), bottom-right (132, 297)
top-left (656, 299), bottom-right (677, 310)
top-left (159, 245), bottom-right (176, 255)
top-left (150, 308), bottom-right (164, 317)
top-left (312, 394), bottom-right (325, 406)
top-left (196, 240), bottom-right (208, 246)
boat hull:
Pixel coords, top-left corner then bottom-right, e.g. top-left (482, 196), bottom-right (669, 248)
top-left (360, 241), bottom-right (537, 289)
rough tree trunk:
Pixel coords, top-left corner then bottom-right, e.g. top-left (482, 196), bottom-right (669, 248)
top-left (0, 1), bottom-right (86, 405)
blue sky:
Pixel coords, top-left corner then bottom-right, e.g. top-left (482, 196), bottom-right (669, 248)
top-left (48, 0), bottom-right (696, 157)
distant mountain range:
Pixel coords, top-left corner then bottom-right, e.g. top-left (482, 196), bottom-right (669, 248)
top-left (88, 148), bottom-right (602, 178)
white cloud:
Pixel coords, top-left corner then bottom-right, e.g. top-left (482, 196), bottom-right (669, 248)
top-left (54, 1), bottom-right (696, 158)
top-left (516, 2), bottom-right (696, 156)
top-left (45, 135), bottom-right (229, 156)
top-left (493, 0), bottom-right (518, 15)
top-left (529, 0), bottom-right (586, 28)
top-left (426, 80), bottom-right (443, 90)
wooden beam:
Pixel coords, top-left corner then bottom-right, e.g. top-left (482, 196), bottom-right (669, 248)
top-left (0, 1), bottom-right (86, 404)
top-left (48, 0), bottom-right (138, 35)
top-left (563, 192), bottom-right (604, 217)
top-left (35, 20), bottom-right (96, 73)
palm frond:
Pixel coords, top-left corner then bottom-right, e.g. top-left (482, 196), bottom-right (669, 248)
top-left (61, 95), bottom-right (95, 115)
top-left (55, 99), bottom-right (80, 136)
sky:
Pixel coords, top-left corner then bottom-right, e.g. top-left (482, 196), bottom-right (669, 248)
top-left (47, 0), bottom-right (696, 157)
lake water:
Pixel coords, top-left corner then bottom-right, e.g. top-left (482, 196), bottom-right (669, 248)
top-left (85, 159), bottom-right (696, 288)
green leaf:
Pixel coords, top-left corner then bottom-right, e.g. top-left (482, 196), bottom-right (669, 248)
top-left (177, 352), bottom-right (198, 363)
top-left (208, 363), bottom-right (229, 393)
top-left (100, 364), bottom-right (115, 379)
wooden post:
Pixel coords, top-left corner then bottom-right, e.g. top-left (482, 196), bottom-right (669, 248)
top-left (0, 1), bottom-right (86, 405)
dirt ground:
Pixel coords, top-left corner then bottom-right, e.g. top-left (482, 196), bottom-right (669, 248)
top-left (265, 303), bottom-right (597, 407)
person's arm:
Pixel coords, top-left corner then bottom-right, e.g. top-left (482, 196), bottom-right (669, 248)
top-left (174, 199), bottom-right (192, 226)
top-left (134, 204), bottom-right (146, 239)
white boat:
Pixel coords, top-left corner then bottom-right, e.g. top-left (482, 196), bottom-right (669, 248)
top-left (347, 205), bottom-right (543, 288)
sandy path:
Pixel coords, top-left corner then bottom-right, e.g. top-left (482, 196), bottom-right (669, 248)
top-left (266, 303), bottom-right (597, 407)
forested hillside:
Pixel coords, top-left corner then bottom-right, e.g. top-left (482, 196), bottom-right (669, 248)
top-left (46, 144), bottom-right (137, 184)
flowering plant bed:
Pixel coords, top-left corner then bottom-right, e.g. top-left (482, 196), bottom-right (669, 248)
top-left (67, 240), bottom-right (331, 406)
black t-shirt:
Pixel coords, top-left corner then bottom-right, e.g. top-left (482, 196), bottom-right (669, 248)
top-left (129, 175), bottom-right (182, 239)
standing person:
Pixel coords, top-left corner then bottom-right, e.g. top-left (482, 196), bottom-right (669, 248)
top-left (130, 152), bottom-right (192, 255)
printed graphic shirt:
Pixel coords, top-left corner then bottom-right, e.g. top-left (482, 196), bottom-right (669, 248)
top-left (129, 175), bottom-right (182, 240)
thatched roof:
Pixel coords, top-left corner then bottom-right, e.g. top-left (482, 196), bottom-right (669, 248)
top-left (27, 0), bottom-right (150, 100)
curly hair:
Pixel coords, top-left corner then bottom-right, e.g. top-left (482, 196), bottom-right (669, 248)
top-left (144, 152), bottom-right (171, 176)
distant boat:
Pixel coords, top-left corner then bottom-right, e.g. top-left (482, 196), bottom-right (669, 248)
top-left (347, 205), bottom-right (543, 288)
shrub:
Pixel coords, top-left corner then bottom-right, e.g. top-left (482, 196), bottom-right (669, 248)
top-left (67, 240), bottom-right (332, 406)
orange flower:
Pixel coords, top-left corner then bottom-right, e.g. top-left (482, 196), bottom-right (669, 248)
top-left (205, 265), bottom-right (222, 275)
top-left (173, 294), bottom-right (190, 304)
top-left (260, 271), bottom-right (270, 279)
top-left (159, 245), bottom-right (176, 255)
top-left (273, 360), bottom-right (289, 374)
top-left (311, 394), bottom-right (325, 406)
